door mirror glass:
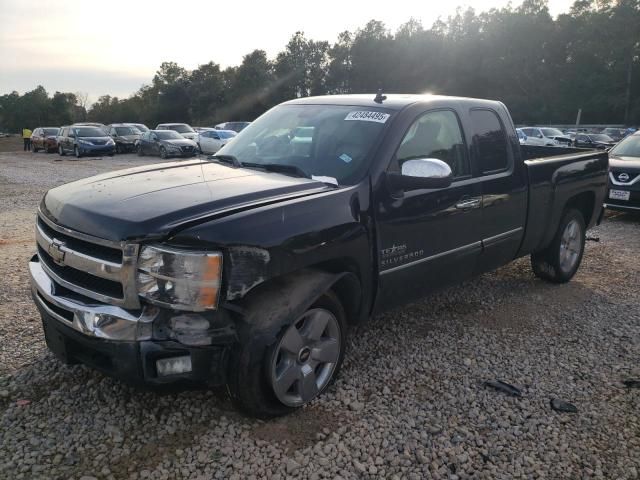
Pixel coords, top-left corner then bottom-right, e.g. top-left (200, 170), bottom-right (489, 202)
top-left (390, 158), bottom-right (453, 191)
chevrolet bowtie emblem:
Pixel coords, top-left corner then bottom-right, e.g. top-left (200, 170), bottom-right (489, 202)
top-left (48, 239), bottom-right (66, 266)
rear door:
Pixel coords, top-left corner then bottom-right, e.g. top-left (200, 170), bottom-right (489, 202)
top-left (469, 108), bottom-right (527, 273)
top-left (375, 108), bottom-right (484, 308)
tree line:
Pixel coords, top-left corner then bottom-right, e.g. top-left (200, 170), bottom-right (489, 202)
top-left (1, 0), bottom-right (638, 133)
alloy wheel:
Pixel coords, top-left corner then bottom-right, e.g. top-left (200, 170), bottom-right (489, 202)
top-left (559, 219), bottom-right (581, 273)
top-left (270, 308), bottom-right (342, 407)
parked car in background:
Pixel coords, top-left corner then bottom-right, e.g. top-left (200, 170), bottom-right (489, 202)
top-left (214, 121), bottom-right (251, 132)
top-left (520, 127), bottom-right (571, 146)
top-left (601, 128), bottom-right (627, 142)
top-left (516, 128), bottom-right (528, 145)
top-left (127, 123), bottom-right (149, 133)
top-left (156, 123), bottom-right (198, 141)
top-left (31, 127), bottom-right (60, 153)
top-left (573, 133), bottom-right (616, 150)
top-left (108, 124), bottom-right (142, 153)
top-left (57, 125), bottom-right (115, 158)
top-left (137, 130), bottom-right (198, 159)
top-left (197, 129), bottom-right (236, 154)
top-left (603, 131), bottom-right (640, 213)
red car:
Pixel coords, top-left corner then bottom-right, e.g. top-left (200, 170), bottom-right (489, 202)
top-left (31, 127), bottom-right (60, 153)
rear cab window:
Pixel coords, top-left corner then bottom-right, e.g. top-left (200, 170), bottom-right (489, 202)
top-left (469, 109), bottom-right (511, 174)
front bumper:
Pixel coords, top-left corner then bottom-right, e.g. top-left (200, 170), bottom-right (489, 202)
top-left (116, 142), bottom-right (136, 152)
top-left (78, 143), bottom-right (115, 155)
top-left (30, 258), bottom-right (229, 387)
top-left (604, 173), bottom-right (640, 212)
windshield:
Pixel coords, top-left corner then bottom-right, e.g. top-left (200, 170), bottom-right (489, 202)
top-left (168, 124), bottom-right (194, 134)
top-left (132, 124), bottom-right (148, 132)
top-left (216, 105), bottom-right (393, 185)
top-left (115, 127), bottom-right (138, 136)
top-left (609, 135), bottom-right (640, 158)
top-left (217, 130), bottom-right (237, 139)
top-left (43, 128), bottom-right (58, 136)
top-left (156, 130), bottom-right (183, 140)
top-left (590, 134), bottom-right (613, 142)
top-left (74, 127), bottom-right (106, 137)
top-left (541, 128), bottom-right (564, 137)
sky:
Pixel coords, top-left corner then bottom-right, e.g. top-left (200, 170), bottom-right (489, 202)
top-left (0, 0), bottom-right (574, 102)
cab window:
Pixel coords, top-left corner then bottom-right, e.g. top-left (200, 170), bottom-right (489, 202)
top-left (469, 109), bottom-right (510, 174)
top-left (395, 110), bottom-right (469, 178)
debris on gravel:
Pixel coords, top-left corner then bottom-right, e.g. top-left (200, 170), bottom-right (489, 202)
top-left (550, 398), bottom-right (578, 413)
top-left (483, 380), bottom-right (523, 397)
top-left (1, 151), bottom-right (640, 479)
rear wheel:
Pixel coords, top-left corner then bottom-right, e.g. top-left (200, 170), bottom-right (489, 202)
top-left (74, 146), bottom-right (81, 158)
top-left (137, 144), bottom-right (144, 156)
top-left (531, 208), bottom-right (586, 283)
top-left (228, 291), bottom-right (346, 418)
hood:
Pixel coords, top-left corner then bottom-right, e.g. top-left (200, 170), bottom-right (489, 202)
top-left (180, 132), bottom-right (198, 139)
top-left (162, 138), bottom-right (196, 147)
top-left (118, 134), bottom-right (140, 141)
top-left (41, 160), bottom-right (331, 241)
top-left (609, 156), bottom-right (640, 172)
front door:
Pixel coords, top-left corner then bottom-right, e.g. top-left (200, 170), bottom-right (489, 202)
top-left (375, 109), bottom-right (484, 310)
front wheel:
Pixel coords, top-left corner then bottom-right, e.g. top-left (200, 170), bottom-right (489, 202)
top-left (531, 208), bottom-right (586, 283)
top-left (160, 147), bottom-right (167, 159)
top-left (137, 144), bottom-right (144, 156)
top-left (74, 146), bottom-right (81, 158)
top-left (58, 145), bottom-right (65, 156)
top-left (228, 291), bottom-right (346, 418)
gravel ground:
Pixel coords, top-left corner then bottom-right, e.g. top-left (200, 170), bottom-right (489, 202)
top-left (1, 150), bottom-right (639, 479)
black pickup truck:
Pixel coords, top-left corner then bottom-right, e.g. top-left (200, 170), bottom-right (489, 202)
top-left (30, 94), bottom-right (608, 417)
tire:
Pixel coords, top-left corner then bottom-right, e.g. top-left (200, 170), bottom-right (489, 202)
top-left (531, 208), bottom-right (586, 283)
top-left (160, 147), bottom-right (167, 159)
top-left (228, 291), bottom-right (347, 418)
top-left (137, 144), bottom-right (144, 156)
top-left (74, 146), bottom-right (81, 158)
top-left (58, 145), bottom-right (65, 156)
top-left (115, 144), bottom-right (121, 154)
top-left (33, 145), bottom-right (40, 152)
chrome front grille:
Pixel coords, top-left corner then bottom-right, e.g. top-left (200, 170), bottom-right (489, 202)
top-left (35, 212), bottom-right (140, 309)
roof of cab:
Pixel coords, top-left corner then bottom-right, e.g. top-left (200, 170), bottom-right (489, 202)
top-left (283, 93), bottom-right (503, 111)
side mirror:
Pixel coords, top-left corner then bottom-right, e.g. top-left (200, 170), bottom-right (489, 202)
top-left (537, 134), bottom-right (543, 138)
top-left (387, 158), bottom-right (453, 191)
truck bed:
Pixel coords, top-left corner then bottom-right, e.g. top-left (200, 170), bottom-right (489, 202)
top-left (518, 146), bottom-right (609, 256)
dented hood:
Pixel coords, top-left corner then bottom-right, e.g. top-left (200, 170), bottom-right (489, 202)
top-left (41, 159), bottom-right (331, 241)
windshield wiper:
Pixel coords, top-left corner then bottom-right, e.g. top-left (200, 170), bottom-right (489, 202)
top-left (240, 162), bottom-right (311, 179)
top-left (207, 154), bottom-right (242, 168)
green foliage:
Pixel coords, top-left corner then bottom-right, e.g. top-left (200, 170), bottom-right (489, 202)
top-left (1, 0), bottom-right (639, 132)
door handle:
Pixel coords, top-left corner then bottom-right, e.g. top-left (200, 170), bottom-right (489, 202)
top-left (455, 198), bottom-right (481, 210)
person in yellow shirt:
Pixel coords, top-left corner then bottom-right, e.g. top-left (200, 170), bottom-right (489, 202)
top-left (22, 128), bottom-right (33, 151)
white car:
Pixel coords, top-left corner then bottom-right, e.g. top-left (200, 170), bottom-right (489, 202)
top-left (520, 127), bottom-right (571, 146)
top-left (516, 128), bottom-right (528, 145)
top-left (155, 123), bottom-right (198, 141)
top-left (197, 129), bottom-right (237, 154)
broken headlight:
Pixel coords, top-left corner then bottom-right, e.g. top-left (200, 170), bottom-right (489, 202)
top-left (137, 245), bottom-right (222, 311)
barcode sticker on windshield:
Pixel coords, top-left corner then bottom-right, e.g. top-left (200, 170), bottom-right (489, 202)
top-left (344, 111), bottom-right (390, 123)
